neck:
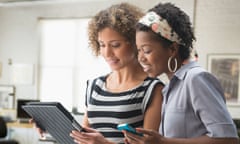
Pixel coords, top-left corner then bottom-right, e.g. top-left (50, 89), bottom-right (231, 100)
top-left (111, 61), bottom-right (146, 84)
top-left (106, 60), bottom-right (147, 92)
top-left (166, 58), bottom-right (190, 80)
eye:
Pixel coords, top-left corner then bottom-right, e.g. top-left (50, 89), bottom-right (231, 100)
top-left (110, 42), bottom-right (121, 48)
top-left (144, 50), bottom-right (151, 54)
top-left (99, 42), bottom-right (105, 48)
top-left (137, 48), bottom-right (141, 52)
top-left (142, 48), bottom-right (152, 54)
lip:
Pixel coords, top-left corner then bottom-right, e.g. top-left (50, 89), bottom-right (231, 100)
top-left (140, 63), bottom-right (151, 72)
top-left (106, 58), bottom-right (119, 65)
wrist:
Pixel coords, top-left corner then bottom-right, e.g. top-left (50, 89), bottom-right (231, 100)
top-left (105, 139), bottom-right (115, 144)
top-left (160, 136), bottom-right (167, 144)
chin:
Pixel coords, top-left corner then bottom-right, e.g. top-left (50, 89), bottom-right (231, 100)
top-left (145, 69), bottom-right (158, 78)
top-left (147, 73), bottom-right (158, 78)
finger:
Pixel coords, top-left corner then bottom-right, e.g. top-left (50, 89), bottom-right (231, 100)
top-left (124, 136), bottom-right (138, 144)
top-left (71, 130), bottom-right (85, 138)
top-left (124, 138), bottom-right (129, 144)
top-left (37, 128), bottom-right (44, 136)
top-left (70, 131), bottom-right (89, 143)
top-left (71, 129), bottom-right (99, 141)
top-left (81, 126), bottom-right (97, 133)
top-left (73, 138), bottom-right (88, 144)
top-left (73, 138), bottom-right (87, 144)
top-left (29, 118), bottom-right (34, 123)
top-left (135, 128), bottom-right (155, 135)
top-left (123, 130), bottom-right (143, 139)
top-left (123, 131), bottom-right (144, 143)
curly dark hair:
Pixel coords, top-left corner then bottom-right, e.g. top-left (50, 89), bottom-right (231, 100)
top-left (136, 2), bottom-right (195, 61)
top-left (88, 2), bottom-right (144, 56)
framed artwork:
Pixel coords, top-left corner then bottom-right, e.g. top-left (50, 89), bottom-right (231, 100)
top-left (207, 54), bottom-right (240, 103)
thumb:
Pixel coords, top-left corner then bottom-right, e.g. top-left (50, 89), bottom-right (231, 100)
top-left (82, 127), bottom-right (97, 133)
top-left (135, 128), bottom-right (156, 136)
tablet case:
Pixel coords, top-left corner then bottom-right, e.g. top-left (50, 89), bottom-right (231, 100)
top-left (22, 102), bottom-right (83, 144)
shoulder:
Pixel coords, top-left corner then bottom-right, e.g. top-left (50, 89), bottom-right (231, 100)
top-left (143, 77), bottom-right (164, 98)
top-left (144, 77), bottom-right (165, 87)
top-left (184, 68), bottom-right (214, 87)
top-left (184, 66), bottom-right (225, 99)
top-left (87, 74), bottom-right (109, 84)
top-left (184, 66), bottom-right (218, 84)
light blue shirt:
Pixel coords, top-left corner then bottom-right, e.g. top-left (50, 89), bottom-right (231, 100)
top-left (160, 61), bottom-right (238, 138)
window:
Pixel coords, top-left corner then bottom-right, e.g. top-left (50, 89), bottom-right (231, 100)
top-left (39, 19), bottom-right (110, 112)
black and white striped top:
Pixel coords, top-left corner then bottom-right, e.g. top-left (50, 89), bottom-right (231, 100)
top-left (85, 75), bottom-right (163, 143)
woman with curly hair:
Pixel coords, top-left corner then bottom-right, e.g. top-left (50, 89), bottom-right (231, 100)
top-left (70, 3), bottom-right (164, 144)
top-left (123, 2), bottom-right (239, 144)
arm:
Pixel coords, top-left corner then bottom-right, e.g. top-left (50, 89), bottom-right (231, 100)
top-left (82, 110), bottom-right (90, 127)
top-left (143, 84), bottom-right (163, 131)
top-left (161, 135), bottom-right (239, 144)
top-left (124, 128), bottom-right (239, 144)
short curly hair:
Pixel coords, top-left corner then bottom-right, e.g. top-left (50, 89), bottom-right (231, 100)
top-left (136, 2), bottom-right (195, 61)
top-left (88, 2), bottom-right (144, 56)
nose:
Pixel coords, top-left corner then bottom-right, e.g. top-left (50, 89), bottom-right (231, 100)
top-left (102, 45), bottom-right (113, 57)
top-left (138, 51), bottom-right (145, 62)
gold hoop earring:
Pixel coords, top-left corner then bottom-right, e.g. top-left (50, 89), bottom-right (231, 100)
top-left (168, 56), bottom-right (177, 72)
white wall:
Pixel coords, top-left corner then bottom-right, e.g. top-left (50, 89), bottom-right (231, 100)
top-left (194, 0), bottom-right (240, 67)
top-left (0, 0), bottom-right (119, 101)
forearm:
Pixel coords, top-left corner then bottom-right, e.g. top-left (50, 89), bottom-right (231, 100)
top-left (82, 112), bottom-right (90, 127)
top-left (105, 140), bottom-right (117, 144)
top-left (162, 135), bottom-right (239, 144)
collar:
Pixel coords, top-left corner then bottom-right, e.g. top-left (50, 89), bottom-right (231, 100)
top-left (174, 60), bottom-right (200, 80)
top-left (162, 61), bottom-right (200, 96)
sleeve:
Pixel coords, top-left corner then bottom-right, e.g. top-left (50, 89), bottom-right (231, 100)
top-left (142, 79), bottom-right (164, 113)
top-left (190, 71), bottom-right (238, 138)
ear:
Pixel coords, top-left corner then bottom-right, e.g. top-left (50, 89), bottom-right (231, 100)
top-left (169, 42), bottom-right (179, 57)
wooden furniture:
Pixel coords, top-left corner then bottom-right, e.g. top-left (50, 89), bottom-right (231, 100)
top-left (7, 122), bottom-right (33, 128)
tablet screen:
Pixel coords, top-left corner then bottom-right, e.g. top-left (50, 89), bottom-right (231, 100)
top-left (22, 102), bottom-right (82, 144)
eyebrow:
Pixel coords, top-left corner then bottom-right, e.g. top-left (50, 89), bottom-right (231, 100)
top-left (98, 39), bottom-right (126, 43)
top-left (139, 43), bottom-right (152, 49)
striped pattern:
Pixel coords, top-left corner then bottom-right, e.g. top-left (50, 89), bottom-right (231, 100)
top-left (85, 76), bottom-right (162, 143)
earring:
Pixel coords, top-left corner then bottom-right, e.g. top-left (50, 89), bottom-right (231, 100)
top-left (168, 56), bottom-right (177, 72)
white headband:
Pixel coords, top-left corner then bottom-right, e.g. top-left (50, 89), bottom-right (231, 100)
top-left (139, 11), bottom-right (182, 44)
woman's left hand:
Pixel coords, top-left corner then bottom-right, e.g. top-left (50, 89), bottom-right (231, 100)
top-left (70, 127), bottom-right (109, 144)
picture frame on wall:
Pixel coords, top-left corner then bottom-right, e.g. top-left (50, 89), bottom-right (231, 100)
top-left (207, 54), bottom-right (240, 103)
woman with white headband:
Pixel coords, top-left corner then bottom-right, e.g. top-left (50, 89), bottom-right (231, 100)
top-left (123, 2), bottom-right (239, 144)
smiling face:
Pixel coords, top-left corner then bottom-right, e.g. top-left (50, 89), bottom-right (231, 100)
top-left (98, 27), bottom-right (136, 71)
top-left (136, 31), bottom-right (171, 77)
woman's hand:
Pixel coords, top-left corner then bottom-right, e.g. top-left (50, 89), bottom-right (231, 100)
top-left (29, 118), bottom-right (46, 138)
top-left (70, 127), bottom-right (112, 144)
top-left (123, 128), bottom-right (162, 144)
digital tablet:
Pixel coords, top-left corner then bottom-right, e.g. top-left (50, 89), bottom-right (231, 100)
top-left (22, 102), bottom-right (84, 144)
